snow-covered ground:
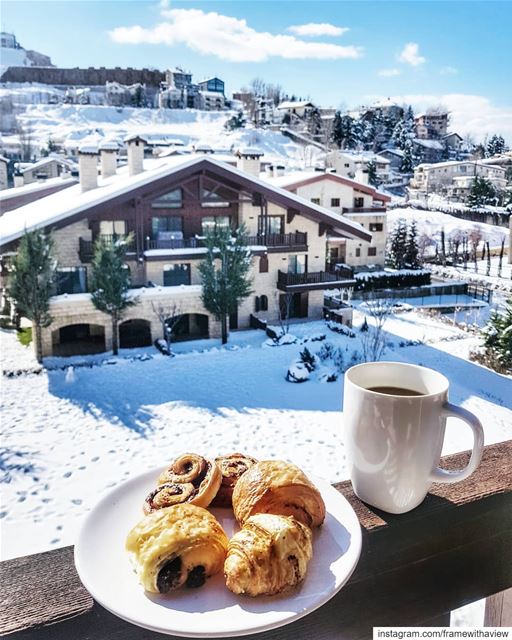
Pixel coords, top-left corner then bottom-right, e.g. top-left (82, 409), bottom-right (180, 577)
top-left (0, 102), bottom-right (307, 164)
top-left (1, 308), bottom-right (510, 564)
top-left (388, 207), bottom-right (510, 249)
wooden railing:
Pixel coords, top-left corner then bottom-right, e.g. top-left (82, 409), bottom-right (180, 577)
top-left (342, 207), bottom-right (387, 214)
top-left (278, 269), bottom-right (356, 290)
top-left (1, 442), bottom-right (510, 639)
top-left (146, 233), bottom-right (308, 252)
top-left (79, 236), bottom-right (135, 262)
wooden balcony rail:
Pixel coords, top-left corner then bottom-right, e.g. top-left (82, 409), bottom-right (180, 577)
top-left (146, 233), bottom-right (308, 252)
top-left (1, 441), bottom-right (510, 639)
top-left (278, 269), bottom-right (357, 291)
top-left (79, 236), bottom-right (135, 262)
top-left (342, 207), bottom-right (387, 214)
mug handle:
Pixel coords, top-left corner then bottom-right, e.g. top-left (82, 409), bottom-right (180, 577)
top-left (429, 402), bottom-right (484, 484)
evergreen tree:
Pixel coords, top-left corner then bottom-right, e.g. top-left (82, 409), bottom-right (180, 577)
top-left (306, 107), bottom-right (323, 137)
top-left (351, 117), bottom-right (365, 149)
top-left (467, 176), bottom-right (496, 207)
top-left (387, 218), bottom-right (408, 269)
top-left (338, 114), bottom-right (357, 149)
top-left (481, 297), bottom-right (512, 373)
top-left (486, 134), bottom-right (507, 158)
top-left (225, 111), bottom-right (246, 131)
top-left (8, 230), bottom-right (56, 363)
top-left (366, 160), bottom-right (379, 186)
top-left (404, 220), bottom-right (420, 268)
top-left (332, 111), bottom-right (343, 148)
top-left (198, 223), bottom-right (252, 345)
top-left (90, 236), bottom-right (136, 355)
top-left (400, 140), bottom-right (415, 173)
top-left (392, 119), bottom-right (408, 150)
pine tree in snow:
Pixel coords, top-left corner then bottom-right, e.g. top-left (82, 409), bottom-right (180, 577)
top-left (8, 230), bottom-right (55, 363)
top-left (386, 218), bottom-right (408, 269)
top-left (400, 140), bottom-right (415, 173)
top-left (366, 160), bottom-right (379, 186)
top-left (467, 176), bottom-right (496, 207)
top-left (486, 134), bottom-right (507, 157)
top-left (480, 297), bottom-right (512, 373)
top-left (404, 220), bottom-right (420, 268)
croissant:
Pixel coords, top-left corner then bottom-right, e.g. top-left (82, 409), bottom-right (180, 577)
top-left (224, 513), bottom-right (313, 596)
top-left (232, 460), bottom-right (326, 528)
top-left (126, 503), bottom-right (228, 594)
top-left (211, 453), bottom-right (258, 508)
top-left (144, 453), bottom-right (221, 513)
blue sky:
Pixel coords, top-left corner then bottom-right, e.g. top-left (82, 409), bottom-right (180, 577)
top-left (2, 0), bottom-right (512, 139)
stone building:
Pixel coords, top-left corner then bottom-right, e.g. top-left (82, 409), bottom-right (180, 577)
top-left (0, 144), bottom-right (370, 357)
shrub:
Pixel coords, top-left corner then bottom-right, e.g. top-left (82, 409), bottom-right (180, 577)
top-left (285, 361), bottom-right (310, 383)
top-left (327, 321), bottom-right (356, 338)
top-left (318, 341), bottom-right (335, 361)
top-left (17, 327), bottom-right (32, 346)
top-left (332, 348), bottom-right (345, 373)
top-left (298, 346), bottom-right (317, 372)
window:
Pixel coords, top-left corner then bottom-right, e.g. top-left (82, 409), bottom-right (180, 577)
top-left (152, 216), bottom-right (183, 238)
top-left (56, 267), bottom-right (87, 295)
top-left (151, 188), bottom-right (182, 209)
top-left (259, 255), bottom-right (269, 273)
top-left (288, 254), bottom-right (307, 274)
top-left (201, 216), bottom-right (230, 234)
top-left (260, 295), bottom-right (268, 311)
top-left (369, 223), bottom-right (383, 232)
top-left (267, 216), bottom-right (283, 234)
top-left (355, 248), bottom-right (361, 257)
top-left (344, 163), bottom-right (350, 168)
top-left (163, 264), bottom-right (191, 286)
top-left (310, 198), bottom-right (320, 205)
top-left (254, 296), bottom-right (260, 312)
top-left (201, 188), bottom-right (229, 207)
top-left (330, 198), bottom-right (340, 208)
top-left (368, 247), bottom-right (377, 257)
top-left (354, 197), bottom-right (365, 208)
top-left (99, 220), bottom-right (127, 236)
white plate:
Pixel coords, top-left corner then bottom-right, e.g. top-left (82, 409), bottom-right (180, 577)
top-left (74, 468), bottom-right (362, 638)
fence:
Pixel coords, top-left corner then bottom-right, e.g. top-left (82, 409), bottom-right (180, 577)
top-left (355, 281), bottom-right (492, 302)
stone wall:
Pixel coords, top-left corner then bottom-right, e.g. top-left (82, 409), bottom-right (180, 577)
top-left (0, 66), bottom-right (165, 87)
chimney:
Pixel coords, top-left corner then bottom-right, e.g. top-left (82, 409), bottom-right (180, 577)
top-left (78, 145), bottom-right (98, 192)
top-left (99, 141), bottom-right (119, 178)
top-left (236, 147), bottom-right (264, 177)
top-left (124, 134), bottom-right (147, 176)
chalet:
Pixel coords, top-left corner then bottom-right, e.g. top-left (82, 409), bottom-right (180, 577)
top-left (13, 155), bottom-right (77, 187)
top-left (0, 141), bottom-right (371, 357)
top-left (325, 151), bottom-right (391, 183)
top-left (262, 171), bottom-right (390, 269)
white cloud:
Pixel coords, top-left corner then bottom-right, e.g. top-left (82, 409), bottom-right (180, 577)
top-left (398, 42), bottom-right (426, 67)
top-left (371, 93), bottom-right (512, 143)
top-left (288, 23), bottom-right (349, 37)
top-left (378, 68), bottom-right (401, 77)
top-left (109, 8), bottom-right (362, 62)
top-left (440, 66), bottom-right (458, 75)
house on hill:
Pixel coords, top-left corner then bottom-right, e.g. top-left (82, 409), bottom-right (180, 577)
top-left (0, 144), bottom-right (370, 357)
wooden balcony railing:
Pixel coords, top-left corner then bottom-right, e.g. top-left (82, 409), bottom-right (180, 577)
top-left (79, 236), bottom-right (135, 263)
top-left (1, 442), bottom-right (510, 639)
top-left (146, 233), bottom-right (308, 252)
top-left (342, 207), bottom-right (387, 214)
top-left (278, 269), bottom-right (356, 291)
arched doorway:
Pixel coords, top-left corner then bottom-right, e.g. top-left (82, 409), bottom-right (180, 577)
top-left (52, 324), bottom-right (106, 356)
top-left (171, 314), bottom-right (209, 342)
top-left (119, 319), bottom-right (152, 349)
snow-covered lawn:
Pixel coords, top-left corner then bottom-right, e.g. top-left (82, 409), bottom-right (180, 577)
top-left (1, 309), bottom-right (511, 564)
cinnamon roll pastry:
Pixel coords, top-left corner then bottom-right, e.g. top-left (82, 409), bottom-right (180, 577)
top-left (126, 503), bottom-right (228, 594)
top-left (144, 453), bottom-right (221, 513)
top-left (232, 460), bottom-right (326, 528)
top-left (211, 453), bottom-right (258, 508)
top-left (224, 513), bottom-right (313, 596)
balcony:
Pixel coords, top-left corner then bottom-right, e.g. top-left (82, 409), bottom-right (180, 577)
top-left (277, 269), bottom-right (356, 291)
top-left (342, 207), bottom-right (387, 214)
top-left (145, 232), bottom-right (308, 253)
top-left (79, 236), bottom-right (136, 263)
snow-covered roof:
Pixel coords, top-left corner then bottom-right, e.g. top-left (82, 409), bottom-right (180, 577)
top-left (237, 147), bottom-right (264, 157)
top-left (99, 141), bottom-right (119, 151)
top-left (78, 145), bottom-right (98, 155)
top-left (0, 155), bottom-right (371, 246)
top-left (277, 101), bottom-right (314, 110)
top-left (413, 139), bottom-right (444, 150)
top-left (19, 156), bottom-right (75, 174)
top-left (337, 151), bottom-right (391, 164)
top-left (0, 176), bottom-right (76, 202)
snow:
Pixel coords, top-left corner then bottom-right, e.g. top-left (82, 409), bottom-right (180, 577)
top-left (1, 307), bottom-right (510, 564)
top-left (388, 207), bottom-right (509, 249)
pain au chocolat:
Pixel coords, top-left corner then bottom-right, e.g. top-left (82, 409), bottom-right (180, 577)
top-left (126, 503), bottom-right (228, 594)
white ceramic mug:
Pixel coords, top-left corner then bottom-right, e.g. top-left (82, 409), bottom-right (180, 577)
top-left (343, 362), bottom-right (484, 514)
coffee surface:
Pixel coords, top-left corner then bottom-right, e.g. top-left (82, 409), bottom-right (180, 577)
top-left (367, 386), bottom-right (423, 396)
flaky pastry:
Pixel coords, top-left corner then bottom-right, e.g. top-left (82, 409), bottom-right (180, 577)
top-left (211, 453), bottom-right (258, 508)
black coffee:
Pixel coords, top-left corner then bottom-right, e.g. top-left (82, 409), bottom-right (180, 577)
top-left (367, 386), bottom-right (423, 396)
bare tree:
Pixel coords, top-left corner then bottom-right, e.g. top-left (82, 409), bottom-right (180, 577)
top-left (498, 238), bottom-right (505, 277)
top-left (360, 296), bottom-right (395, 362)
top-left (151, 301), bottom-right (183, 355)
top-left (468, 227), bottom-right (483, 273)
top-left (17, 120), bottom-right (34, 162)
top-left (276, 292), bottom-right (294, 337)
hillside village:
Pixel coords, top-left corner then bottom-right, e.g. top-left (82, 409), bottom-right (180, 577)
top-left (0, 5), bottom-right (511, 634)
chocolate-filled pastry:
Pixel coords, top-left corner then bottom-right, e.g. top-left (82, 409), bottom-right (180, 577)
top-left (232, 460), bottom-right (326, 528)
top-left (211, 453), bottom-right (258, 508)
top-left (144, 453), bottom-right (221, 513)
top-left (126, 503), bottom-right (228, 594)
top-left (224, 513), bottom-right (313, 596)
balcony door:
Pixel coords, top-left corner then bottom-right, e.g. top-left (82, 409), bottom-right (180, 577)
top-left (288, 254), bottom-right (307, 274)
top-left (163, 263), bottom-right (191, 286)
